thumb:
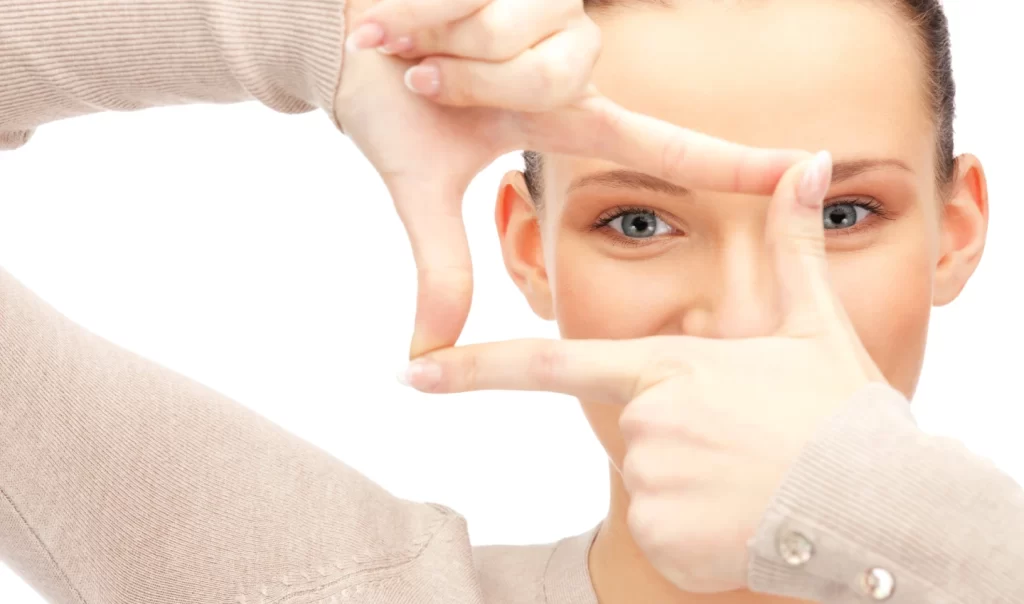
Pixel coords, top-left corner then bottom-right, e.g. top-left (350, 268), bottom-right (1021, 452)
top-left (766, 150), bottom-right (842, 333)
top-left (388, 176), bottom-right (474, 359)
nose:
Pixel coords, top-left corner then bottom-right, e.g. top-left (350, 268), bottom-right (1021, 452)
top-left (681, 235), bottom-right (781, 339)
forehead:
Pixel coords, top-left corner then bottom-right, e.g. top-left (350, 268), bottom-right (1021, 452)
top-left (555, 0), bottom-right (935, 183)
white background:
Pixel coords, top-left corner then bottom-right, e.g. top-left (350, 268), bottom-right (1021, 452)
top-left (2, 2), bottom-right (1022, 601)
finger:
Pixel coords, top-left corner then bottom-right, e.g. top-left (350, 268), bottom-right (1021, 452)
top-left (393, 0), bottom-right (575, 61)
top-left (401, 337), bottom-right (651, 403)
top-left (402, 20), bottom-right (599, 111)
top-left (388, 177), bottom-right (475, 359)
top-left (763, 150), bottom-right (843, 331)
top-left (527, 94), bottom-right (811, 195)
top-left (347, 0), bottom-right (489, 51)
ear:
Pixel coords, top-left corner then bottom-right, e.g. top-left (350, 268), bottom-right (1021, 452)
top-left (495, 170), bottom-right (555, 320)
top-left (933, 154), bottom-right (989, 306)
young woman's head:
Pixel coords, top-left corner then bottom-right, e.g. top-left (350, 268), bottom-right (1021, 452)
top-left (495, 0), bottom-right (987, 473)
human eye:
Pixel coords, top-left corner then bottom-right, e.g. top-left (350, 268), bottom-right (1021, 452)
top-left (823, 197), bottom-right (891, 232)
top-left (592, 206), bottom-right (677, 243)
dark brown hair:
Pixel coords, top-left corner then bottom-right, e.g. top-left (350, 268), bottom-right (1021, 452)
top-left (522, 0), bottom-right (957, 202)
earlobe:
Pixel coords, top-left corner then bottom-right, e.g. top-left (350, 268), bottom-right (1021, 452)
top-left (933, 155), bottom-right (989, 306)
top-left (495, 171), bottom-right (555, 320)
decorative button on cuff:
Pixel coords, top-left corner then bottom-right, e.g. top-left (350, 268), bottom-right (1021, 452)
top-left (860, 567), bottom-right (895, 600)
top-left (778, 531), bottom-right (814, 567)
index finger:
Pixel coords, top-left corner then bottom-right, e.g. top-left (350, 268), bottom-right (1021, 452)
top-left (538, 93), bottom-right (811, 195)
top-left (400, 338), bottom-right (648, 403)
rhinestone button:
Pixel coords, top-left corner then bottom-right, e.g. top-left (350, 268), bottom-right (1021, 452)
top-left (859, 567), bottom-right (896, 600)
top-left (777, 531), bottom-right (814, 567)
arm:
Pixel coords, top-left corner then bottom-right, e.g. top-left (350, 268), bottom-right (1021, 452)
top-left (748, 384), bottom-right (1024, 604)
top-left (0, 265), bottom-right (472, 604)
top-left (0, 0), bottom-right (346, 149)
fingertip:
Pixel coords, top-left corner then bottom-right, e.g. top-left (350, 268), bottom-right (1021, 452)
top-left (345, 22), bottom-right (385, 53)
top-left (797, 150), bottom-right (833, 209)
top-left (397, 358), bottom-right (443, 391)
top-left (404, 63), bottom-right (441, 97)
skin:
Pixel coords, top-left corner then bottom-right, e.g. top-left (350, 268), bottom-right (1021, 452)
top-left (493, 1), bottom-right (989, 603)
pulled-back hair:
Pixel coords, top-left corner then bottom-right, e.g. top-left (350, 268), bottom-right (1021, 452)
top-left (522, 0), bottom-right (956, 202)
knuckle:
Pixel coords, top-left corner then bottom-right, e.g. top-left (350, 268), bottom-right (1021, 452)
top-left (392, 0), bottom-right (424, 29)
top-left (406, 28), bottom-right (438, 55)
top-left (618, 401), bottom-right (650, 441)
top-left (642, 338), bottom-right (693, 381)
top-left (621, 447), bottom-right (656, 492)
top-left (437, 62), bottom-right (476, 106)
top-left (476, 9), bottom-right (512, 58)
top-left (458, 350), bottom-right (480, 390)
top-left (647, 356), bottom-right (690, 383)
top-left (626, 497), bottom-right (656, 545)
top-left (531, 58), bottom-right (571, 105)
top-left (627, 497), bottom-right (671, 551)
top-left (660, 134), bottom-right (692, 183)
top-left (527, 342), bottom-right (566, 386)
top-left (417, 266), bottom-right (473, 304)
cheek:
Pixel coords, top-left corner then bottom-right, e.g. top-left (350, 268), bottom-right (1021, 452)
top-left (550, 235), bottom-right (679, 468)
top-left (831, 240), bottom-right (934, 398)
top-left (550, 238), bottom-right (676, 340)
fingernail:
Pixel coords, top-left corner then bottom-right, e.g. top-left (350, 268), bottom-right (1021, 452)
top-left (397, 360), bottom-right (442, 391)
top-left (377, 36), bottom-right (413, 55)
top-left (798, 150), bottom-right (832, 208)
top-left (404, 64), bottom-right (441, 96)
top-left (345, 22), bottom-right (385, 53)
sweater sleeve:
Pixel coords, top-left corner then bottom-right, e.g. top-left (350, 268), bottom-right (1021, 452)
top-left (0, 0), bottom-right (346, 149)
top-left (747, 383), bottom-right (1024, 604)
top-left (0, 263), bottom-right (481, 604)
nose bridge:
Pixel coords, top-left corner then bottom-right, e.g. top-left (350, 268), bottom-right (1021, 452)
top-left (705, 230), bottom-right (780, 338)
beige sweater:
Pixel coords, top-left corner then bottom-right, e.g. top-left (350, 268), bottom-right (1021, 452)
top-left (1, 1), bottom-right (1022, 603)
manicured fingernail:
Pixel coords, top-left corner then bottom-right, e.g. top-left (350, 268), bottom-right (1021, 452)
top-left (377, 36), bottom-right (413, 55)
top-left (397, 360), bottom-right (442, 391)
top-left (798, 150), bottom-right (832, 208)
top-left (345, 22), bottom-right (385, 52)
top-left (404, 64), bottom-right (440, 96)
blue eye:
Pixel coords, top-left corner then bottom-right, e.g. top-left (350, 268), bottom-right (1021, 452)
top-left (824, 202), bottom-right (872, 230)
top-left (606, 210), bottom-right (674, 238)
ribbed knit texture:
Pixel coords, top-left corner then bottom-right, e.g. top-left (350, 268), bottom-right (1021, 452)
top-left (749, 383), bottom-right (1024, 603)
top-left (2, 1), bottom-right (1024, 601)
top-left (0, 0), bottom-right (345, 148)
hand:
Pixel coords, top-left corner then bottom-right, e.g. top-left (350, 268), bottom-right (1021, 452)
top-left (397, 151), bottom-right (888, 593)
top-left (335, 0), bottom-right (809, 358)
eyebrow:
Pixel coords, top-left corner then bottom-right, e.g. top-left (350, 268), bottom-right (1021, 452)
top-left (565, 158), bottom-right (913, 196)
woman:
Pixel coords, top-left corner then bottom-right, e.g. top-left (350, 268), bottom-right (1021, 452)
top-left (0, 2), bottom-right (1020, 604)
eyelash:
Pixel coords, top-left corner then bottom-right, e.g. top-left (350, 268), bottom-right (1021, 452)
top-left (591, 205), bottom-right (676, 230)
top-left (824, 196), bottom-right (893, 235)
top-left (590, 205), bottom-right (678, 246)
top-left (590, 198), bottom-right (891, 242)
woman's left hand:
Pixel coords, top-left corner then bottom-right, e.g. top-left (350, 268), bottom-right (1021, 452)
top-left (398, 151), bottom-right (888, 593)
top-left (338, 0), bottom-right (807, 360)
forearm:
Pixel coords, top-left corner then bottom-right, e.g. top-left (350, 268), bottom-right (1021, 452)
top-left (0, 0), bottom-right (346, 149)
top-left (748, 383), bottom-right (1024, 603)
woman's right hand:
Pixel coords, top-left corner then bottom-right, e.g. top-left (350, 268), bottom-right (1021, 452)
top-left (334, 0), bottom-right (810, 359)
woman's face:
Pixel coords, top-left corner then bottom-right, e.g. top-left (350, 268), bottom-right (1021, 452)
top-left (496, 0), bottom-right (987, 467)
